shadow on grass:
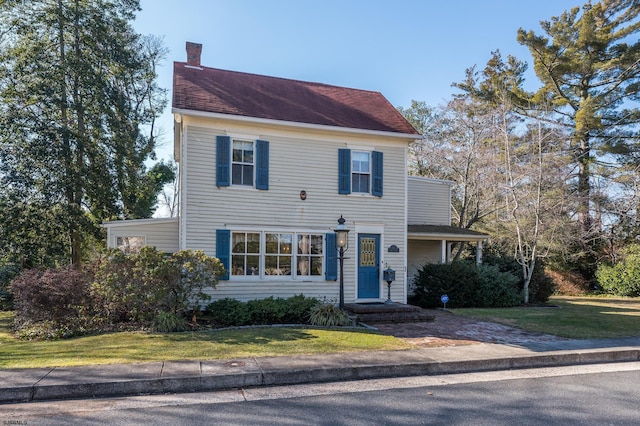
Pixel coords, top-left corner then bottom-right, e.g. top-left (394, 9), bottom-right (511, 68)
top-left (163, 326), bottom-right (381, 346)
top-left (163, 327), bottom-right (311, 345)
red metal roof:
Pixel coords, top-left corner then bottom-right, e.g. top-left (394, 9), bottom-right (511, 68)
top-left (172, 62), bottom-right (419, 135)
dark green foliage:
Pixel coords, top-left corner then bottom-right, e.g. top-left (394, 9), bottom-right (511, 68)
top-left (282, 294), bottom-right (319, 324)
top-left (410, 262), bottom-right (521, 308)
top-left (247, 297), bottom-right (289, 325)
top-left (411, 262), bottom-right (479, 308)
top-left (0, 1), bottom-right (169, 265)
top-left (204, 298), bottom-right (251, 327)
top-left (308, 303), bottom-right (352, 327)
top-left (0, 263), bottom-right (19, 310)
top-left (596, 245), bottom-right (640, 297)
top-left (479, 246), bottom-right (556, 303)
top-left (475, 265), bottom-right (521, 308)
top-left (204, 295), bottom-right (320, 327)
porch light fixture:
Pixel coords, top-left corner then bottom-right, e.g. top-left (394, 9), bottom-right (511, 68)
top-left (334, 215), bottom-right (349, 310)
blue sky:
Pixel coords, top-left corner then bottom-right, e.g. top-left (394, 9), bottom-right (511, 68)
top-left (133, 0), bottom-right (583, 160)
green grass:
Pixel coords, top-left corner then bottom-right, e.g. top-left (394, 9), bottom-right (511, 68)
top-left (0, 312), bottom-right (411, 369)
top-left (453, 296), bottom-right (640, 339)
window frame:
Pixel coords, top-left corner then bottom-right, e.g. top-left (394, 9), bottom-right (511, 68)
top-left (231, 139), bottom-right (255, 187)
top-left (115, 235), bottom-right (146, 254)
top-left (228, 230), bottom-right (326, 280)
top-left (351, 150), bottom-right (371, 194)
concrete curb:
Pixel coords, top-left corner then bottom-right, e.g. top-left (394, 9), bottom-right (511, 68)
top-left (1, 346), bottom-right (638, 404)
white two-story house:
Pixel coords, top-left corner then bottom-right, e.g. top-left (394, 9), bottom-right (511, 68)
top-left (104, 42), bottom-right (488, 305)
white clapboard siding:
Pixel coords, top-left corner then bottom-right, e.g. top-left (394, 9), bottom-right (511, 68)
top-left (406, 239), bottom-right (442, 292)
top-left (407, 176), bottom-right (452, 226)
top-left (181, 118), bottom-right (409, 303)
top-left (104, 218), bottom-right (179, 253)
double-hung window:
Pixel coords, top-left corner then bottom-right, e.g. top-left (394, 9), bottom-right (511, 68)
top-left (265, 233), bottom-right (292, 276)
top-left (231, 232), bottom-right (261, 276)
top-left (351, 151), bottom-right (371, 193)
top-left (216, 135), bottom-right (269, 189)
top-left (232, 140), bottom-right (254, 186)
top-left (338, 148), bottom-right (383, 196)
top-left (297, 234), bottom-right (323, 276)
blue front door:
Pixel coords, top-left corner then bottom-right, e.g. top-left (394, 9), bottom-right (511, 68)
top-left (358, 234), bottom-right (380, 299)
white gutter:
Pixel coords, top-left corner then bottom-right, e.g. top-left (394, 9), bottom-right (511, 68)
top-left (101, 217), bottom-right (179, 228)
top-left (407, 232), bottom-right (489, 242)
top-left (171, 108), bottom-right (421, 141)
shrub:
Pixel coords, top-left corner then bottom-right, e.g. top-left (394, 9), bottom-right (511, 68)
top-left (309, 303), bottom-right (352, 326)
top-left (14, 317), bottom-right (99, 340)
top-left (247, 297), bottom-right (288, 325)
top-left (596, 245), bottom-right (640, 297)
top-left (91, 247), bottom-right (166, 323)
top-left (282, 294), bottom-right (319, 324)
top-left (205, 295), bottom-right (319, 327)
top-left (91, 247), bottom-right (224, 324)
top-left (410, 261), bottom-right (521, 308)
top-left (163, 250), bottom-right (225, 315)
top-left (205, 298), bottom-right (251, 327)
top-left (411, 261), bottom-right (480, 308)
top-left (475, 265), bottom-right (521, 308)
top-left (476, 245), bottom-right (556, 304)
top-left (10, 266), bottom-right (91, 325)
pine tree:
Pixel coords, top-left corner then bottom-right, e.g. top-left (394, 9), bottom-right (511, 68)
top-left (516, 0), bottom-right (640, 271)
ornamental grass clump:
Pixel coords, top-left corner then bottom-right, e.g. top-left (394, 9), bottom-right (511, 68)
top-left (309, 303), bottom-right (352, 327)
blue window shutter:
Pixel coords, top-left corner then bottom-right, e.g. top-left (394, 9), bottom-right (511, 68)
top-left (372, 150), bottom-right (383, 197)
top-left (216, 229), bottom-right (230, 280)
top-left (338, 149), bottom-right (351, 194)
top-left (325, 233), bottom-right (337, 281)
top-left (256, 139), bottom-right (269, 190)
top-left (216, 136), bottom-right (230, 187)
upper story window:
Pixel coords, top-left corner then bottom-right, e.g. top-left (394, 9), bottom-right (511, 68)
top-left (232, 140), bottom-right (254, 186)
top-left (351, 151), bottom-right (371, 193)
top-left (338, 148), bottom-right (383, 197)
top-left (216, 135), bottom-right (269, 190)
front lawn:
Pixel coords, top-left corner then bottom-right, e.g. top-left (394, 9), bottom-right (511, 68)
top-left (454, 296), bottom-right (640, 339)
top-left (0, 311), bottom-right (411, 369)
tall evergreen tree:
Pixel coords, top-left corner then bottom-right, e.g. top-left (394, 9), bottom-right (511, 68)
top-left (0, 0), bottom-right (171, 266)
top-left (516, 1), bottom-right (640, 268)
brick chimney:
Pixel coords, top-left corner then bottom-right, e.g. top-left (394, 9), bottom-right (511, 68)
top-left (186, 42), bottom-right (202, 67)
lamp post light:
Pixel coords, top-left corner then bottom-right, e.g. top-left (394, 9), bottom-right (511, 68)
top-left (334, 215), bottom-right (349, 310)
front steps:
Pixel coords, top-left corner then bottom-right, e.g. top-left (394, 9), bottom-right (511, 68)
top-left (344, 303), bottom-right (435, 324)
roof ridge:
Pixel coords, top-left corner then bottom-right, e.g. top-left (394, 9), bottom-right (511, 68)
top-left (173, 61), bottom-right (384, 96)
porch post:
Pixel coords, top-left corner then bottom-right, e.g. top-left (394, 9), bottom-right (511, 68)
top-left (476, 241), bottom-right (483, 264)
top-left (440, 240), bottom-right (447, 264)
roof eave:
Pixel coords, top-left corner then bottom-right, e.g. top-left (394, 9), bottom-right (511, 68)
top-left (172, 108), bottom-right (422, 141)
top-left (407, 232), bottom-right (489, 242)
top-left (102, 217), bottom-right (179, 228)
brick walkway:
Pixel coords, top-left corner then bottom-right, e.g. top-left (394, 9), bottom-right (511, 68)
top-left (373, 308), bottom-right (569, 348)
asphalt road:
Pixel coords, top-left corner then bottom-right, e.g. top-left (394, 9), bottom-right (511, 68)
top-left (3, 362), bottom-right (640, 425)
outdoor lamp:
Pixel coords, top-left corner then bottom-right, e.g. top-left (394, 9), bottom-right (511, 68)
top-left (334, 215), bottom-right (350, 310)
top-left (335, 215), bottom-right (349, 250)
